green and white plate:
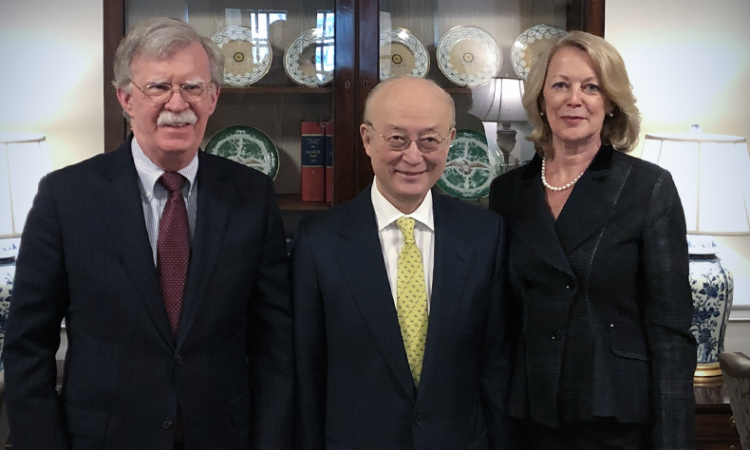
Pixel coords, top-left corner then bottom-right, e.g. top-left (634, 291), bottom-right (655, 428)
top-left (437, 129), bottom-right (501, 199)
top-left (204, 125), bottom-right (279, 180)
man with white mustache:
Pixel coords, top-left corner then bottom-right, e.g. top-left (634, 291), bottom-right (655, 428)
top-left (4, 17), bottom-right (293, 450)
top-left (158, 110), bottom-right (198, 127)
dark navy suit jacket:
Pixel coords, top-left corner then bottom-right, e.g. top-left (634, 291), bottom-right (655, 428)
top-left (293, 187), bottom-right (516, 450)
top-left (490, 145), bottom-right (696, 449)
top-left (4, 137), bottom-right (293, 450)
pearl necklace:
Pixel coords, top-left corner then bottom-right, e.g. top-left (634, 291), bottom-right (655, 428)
top-left (541, 157), bottom-right (586, 192)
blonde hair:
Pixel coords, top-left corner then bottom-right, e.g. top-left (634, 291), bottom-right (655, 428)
top-left (523, 30), bottom-right (640, 154)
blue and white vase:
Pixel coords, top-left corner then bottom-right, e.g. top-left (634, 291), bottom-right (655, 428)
top-left (688, 236), bottom-right (733, 377)
top-left (0, 238), bottom-right (19, 372)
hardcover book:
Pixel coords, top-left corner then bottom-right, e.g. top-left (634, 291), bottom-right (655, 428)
top-left (300, 121), bottom-right (326, 202)
top-left (325, 121), bottom-right (334, 203)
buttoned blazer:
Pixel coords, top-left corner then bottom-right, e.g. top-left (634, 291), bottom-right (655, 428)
top-left (489, 145), bottom-right (696, 449)
top-left (4, 137), bottom-right (293, 450)
top-left (293, 188), bottom-right (516, 450)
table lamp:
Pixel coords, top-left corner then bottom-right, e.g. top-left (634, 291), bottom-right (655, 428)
top-left (0, 131), bottom-right (52, 261)
top-left (469, 77), bottom-right (527, 168)
top-left (641, 126), bottom-right (750, 377)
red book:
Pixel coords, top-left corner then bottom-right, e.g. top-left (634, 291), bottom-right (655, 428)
top-left (301, 121), bottom-right (326, 202)
top-left (324, 121), bottom-right (334, 203)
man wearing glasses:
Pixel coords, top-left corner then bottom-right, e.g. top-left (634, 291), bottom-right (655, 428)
top-left (293, 76), bottom-right (515, 450)
top-left (4, 18), bottom-right (292, 450)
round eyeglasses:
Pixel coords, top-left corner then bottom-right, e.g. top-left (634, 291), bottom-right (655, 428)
top-left (131, 81), bottom-right (213, 104)
top-left (365, 123), bottom-right (453, 153)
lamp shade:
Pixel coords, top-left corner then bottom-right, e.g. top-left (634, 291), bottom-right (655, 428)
top-left (469, 77), bottom-right (527, 123)
top-left (0, 131), bottom-right (52, 238)
top-left (641, 131), bottom-right (750, 235)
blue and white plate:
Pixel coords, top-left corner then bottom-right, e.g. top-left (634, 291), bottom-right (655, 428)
top-left (436, 26), bottom-right (501, 87)
top-left (284, 28), bottom-right (334, 87)
top-left (211, 26), bottom-right (272, 87)
top-left (379, 27), bottom-right (430, 81)
top-left (511, 24), bottom-right (566, 80)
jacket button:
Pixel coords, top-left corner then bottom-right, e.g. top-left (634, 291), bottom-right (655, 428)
top-left (552, 329), bottom-right (563, 341)
top-left (414, 414), bottom-right (424, 426)
top-left (175, 354), bottom-right (183, 365)
top-left (565, 280), bottom-right (576, 290)
top-left (163, 417), bottom-right (174, 429)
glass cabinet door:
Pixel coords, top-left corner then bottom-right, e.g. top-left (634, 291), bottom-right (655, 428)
top-left (120, 0), bottom-right (337, 213)
top-left (354, 0), bottom-right (603, 203)
top-left (102, 0), bottom-right (603, 210)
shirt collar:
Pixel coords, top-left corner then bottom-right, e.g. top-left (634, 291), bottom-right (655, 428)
top-left (131, 136), bottom-right (199, 195)
top-left (371, 177), bottom-right (434, 232)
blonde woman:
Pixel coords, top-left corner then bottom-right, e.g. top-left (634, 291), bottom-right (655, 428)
top-left (489, 31), bottom-right (696, 449)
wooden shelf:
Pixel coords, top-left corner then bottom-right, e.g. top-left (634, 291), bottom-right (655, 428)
top-left (276, 194), bottom-right (330, 211)
top-left (221, 86), bottom-right (333, 95)
top-left (445, 87), bottom-right (473, 94)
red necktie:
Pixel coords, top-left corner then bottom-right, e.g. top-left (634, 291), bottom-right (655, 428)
top-left (157, 172), bottom-right (190, 336)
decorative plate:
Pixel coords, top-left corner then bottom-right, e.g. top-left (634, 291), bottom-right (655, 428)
top-left (284, 28), bottom-right (334, 87)
top-left (437, 129), bottom-right (501, 200)
top-left (436, 26), bottom-right (501, 87)
top-left (204, 125), bottom-right (279, 180)
top-left (511, 24), bottom-right (566, 80)
top-left (379, 27), bottom-right (430, 81)
top-left (211, 26), bottom-right (272, 87)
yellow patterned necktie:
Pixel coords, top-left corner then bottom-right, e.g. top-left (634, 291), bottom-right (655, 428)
top-left (395, 216), bottom-right (429, 387)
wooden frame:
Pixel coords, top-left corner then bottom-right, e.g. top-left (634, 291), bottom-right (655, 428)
top-left (102, 0), bottom-right (605, 206)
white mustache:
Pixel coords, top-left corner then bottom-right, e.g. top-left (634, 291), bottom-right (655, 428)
top-left (157, 110), bottom-right (198, 126)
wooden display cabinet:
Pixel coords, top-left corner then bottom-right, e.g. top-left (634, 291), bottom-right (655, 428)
top-left (102, 0), bottom-right (605, 229)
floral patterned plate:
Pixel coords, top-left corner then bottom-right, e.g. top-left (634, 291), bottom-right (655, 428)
top-left (204, 125), bottom-right (279, 179)
top-left (437, 129), bottom-right (501, 199)
top-left (284, 28), bottom-right (334, 87)
top-left (211, 26), bottom-right (272, 87)
top-left (436, 26), bottom-right (501, 87)
top-left (379, 27), bottom-right (430, 81)
top-left (511, 24), bottom-right (566, 80)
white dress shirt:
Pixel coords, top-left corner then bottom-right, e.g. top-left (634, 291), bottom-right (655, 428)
top-left (370, 178), bottom-right (435, 312)
top-left (132, 137), bottom-right (199, 265)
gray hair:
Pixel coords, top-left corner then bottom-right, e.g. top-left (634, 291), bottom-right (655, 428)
top-left (363, 77), bottom-right (456, 128)
top-left (112, 17), bottom-right (225, 91)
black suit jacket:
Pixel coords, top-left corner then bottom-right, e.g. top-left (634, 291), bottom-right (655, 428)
top-left (4, 138), bottom-right (293, 450)
top-left (293, 187), bottom-right (515, 450)
top-left (489, 146), bottom-right (696, 449)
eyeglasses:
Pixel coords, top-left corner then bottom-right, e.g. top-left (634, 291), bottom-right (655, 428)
top-left (365, 123), bottom-right (453, 153)
top-left (130, 81), bottom-right (212, 104)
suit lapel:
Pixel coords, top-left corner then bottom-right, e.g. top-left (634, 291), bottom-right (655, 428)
top-left (335, 191), bottom-right (416, 399)
top-left (508, 157), bottom-right (574, 277)
top-left (417, 194), bottom-right (472, 399)
top-left (555, 146), bottom-right (630, 253)
top-left (94, 140), bottom-right (174, 346)
top-left (176, 152), bottom-right (229, 348)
